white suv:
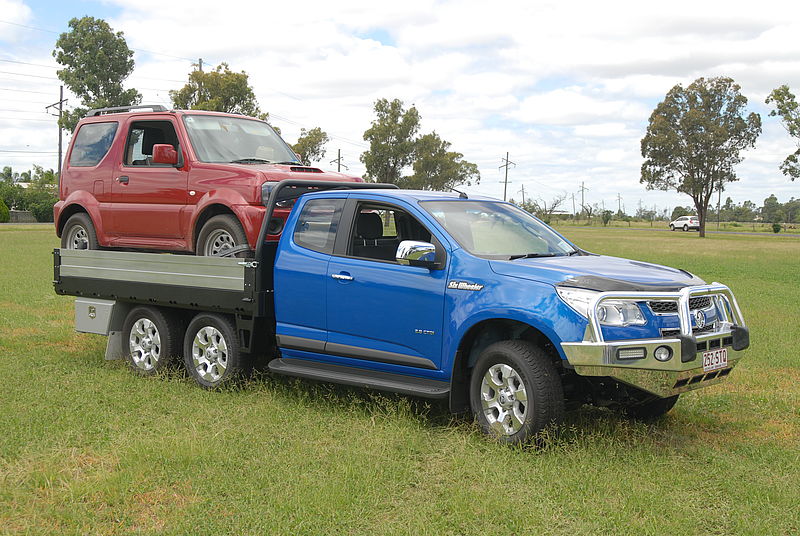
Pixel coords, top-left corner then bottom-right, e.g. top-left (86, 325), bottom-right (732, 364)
top-left (670, 215), bottom-right (700, 231)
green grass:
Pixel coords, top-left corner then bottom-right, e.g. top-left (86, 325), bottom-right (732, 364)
top-left (552, 218), bottom-right (800, 234)
top-left (1, 225), bottom-right (798, 535)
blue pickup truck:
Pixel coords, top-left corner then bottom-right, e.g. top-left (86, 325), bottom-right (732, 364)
top-left (55, 180), bottom-right (749, 444)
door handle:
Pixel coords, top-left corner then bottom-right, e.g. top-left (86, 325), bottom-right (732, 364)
top-left (331, 273), bottom-right (354, 281)
top-left (116, 176), bottom-right (129, 184)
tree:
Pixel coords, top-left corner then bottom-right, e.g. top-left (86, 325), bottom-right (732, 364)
top-left (405, 132), bottom-right (479, 190)
top-left (361, 98), bottom-right (420, 184)
top-left (526, 194), bottom-right (566, 223)
top-left (170, 63), bottom-right (266, 119)
top-left (361, 98), bottom-right (479, 190)
top-left (292, 127), bottom-right (330, 166)
top-left (0, 199), bottom-right (9, 223)
top-left (640, 77), bottom-right (761, 237)
top-left (766, 85), bottom-right (800, 180)
top-left (762, 194), bottom-right (783, 223)
top-left (670, 206), bottom-right (692, 221)
top-left (53, 16), bottom-right (141, 131)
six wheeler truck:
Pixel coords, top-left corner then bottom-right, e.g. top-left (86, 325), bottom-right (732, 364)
top-left (54, 180), bottom-right (750, 444)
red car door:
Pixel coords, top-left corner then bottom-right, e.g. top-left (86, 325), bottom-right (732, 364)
top-left (110, 117), bottom-right (188, 242)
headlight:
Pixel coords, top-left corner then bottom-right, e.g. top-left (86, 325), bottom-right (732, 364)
top-left (557, 287), bottom-right (646, 327)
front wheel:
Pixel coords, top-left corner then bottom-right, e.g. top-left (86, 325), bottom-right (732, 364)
top-left (183, 313), bottom-right (246, 389)
top-left (196, 214), bottom-right (248, 256)
top-left (61, 213), bottom-right (99, 250)
top-left (469, 340), bottom-right (564, 444)
top-left (670, 224), bottom-right (675, 231)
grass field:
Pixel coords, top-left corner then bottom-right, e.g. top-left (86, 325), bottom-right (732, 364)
top-left (1, 225), bottom-right (798, 535)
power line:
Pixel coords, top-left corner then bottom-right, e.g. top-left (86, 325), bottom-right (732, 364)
top-left (0, 108), bottom-right (50, 114)
top-left (0, 87), bottom-right (55, 95)
top-left (0, 70), bottom-right (58, 80)
top-left (0, 116), bottom-right (53, 122)
top-left (0, 58), bottom-right (57, 69)
top-left (0, 150), bottom-right (59, 154)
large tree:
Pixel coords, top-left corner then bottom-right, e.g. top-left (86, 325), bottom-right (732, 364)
top-left (53, 16), bottom-right (141, 131)
top-left (361, 98), bottom-right (420, 183)
top-left (171, 63), bottom-right (266, 119)
top-left (361, 98), bottom-right (479, 189)
top-left (292, 127), bottom-right (330, 166)
top-left (405, 132), bottom-right (479, 190)
top-left (766, 85), bottom-right (800, 180)
top-left (641, 77), bottom-right (761, 237)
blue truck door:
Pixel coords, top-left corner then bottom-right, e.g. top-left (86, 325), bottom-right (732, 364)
top-left (325, 201), bottom-right (448, 372)
top-left (273, 198), bottom-right (346, 349)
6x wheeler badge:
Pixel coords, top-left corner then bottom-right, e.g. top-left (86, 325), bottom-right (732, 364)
top-left (447, 281), bottom-right (484, 291)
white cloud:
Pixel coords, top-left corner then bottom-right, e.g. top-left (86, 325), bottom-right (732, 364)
top-left (0, 0), bottom-right (32, 42)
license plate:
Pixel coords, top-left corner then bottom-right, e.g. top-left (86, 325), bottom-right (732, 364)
top-left (702, 348), bottom-right (728, 373)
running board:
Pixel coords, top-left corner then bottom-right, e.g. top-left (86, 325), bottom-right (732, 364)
top-left (268, 358), bottom-right (450, 399)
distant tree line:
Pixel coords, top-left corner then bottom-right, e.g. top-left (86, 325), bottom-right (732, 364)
top-left (0, 166), bottom-right (59, 222)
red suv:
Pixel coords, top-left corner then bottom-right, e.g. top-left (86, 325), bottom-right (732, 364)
top-left (54, 105), bottom-right (360, 255)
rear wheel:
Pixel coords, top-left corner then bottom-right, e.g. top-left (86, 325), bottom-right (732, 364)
top-left (183, 313), bottom-right (246, 389)
top-left (622, 395), bottom-right (679, 420)
top-left (683, 224), bottom-right (688, 231)
top-left (122, 306), bottom-right (182, 375)
top-left (469, 340), bottom-right (564, 444)
top-left (61, 213), bottom-right (99, 250)
top-left (196, 214), bottom-right (248, 256)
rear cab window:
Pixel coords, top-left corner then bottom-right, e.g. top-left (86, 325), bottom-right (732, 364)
top-left (68, 122), bottom-right (119, 167)
top-left (292, 199), bottom-right (346, 254)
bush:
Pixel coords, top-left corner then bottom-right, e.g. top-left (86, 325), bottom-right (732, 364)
top-left (29, 201), bottom-right (55, 222)
top-left (772, 223), bottom-right (782, 233)
top-left (0, 199), bottom-right (9, 223)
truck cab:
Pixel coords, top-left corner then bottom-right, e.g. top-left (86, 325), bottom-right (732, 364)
top-left (54, 105), bottom-right (360, 255)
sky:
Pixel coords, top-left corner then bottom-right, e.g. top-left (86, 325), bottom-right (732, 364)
top-left (1, 0), bottom-right (799, 214)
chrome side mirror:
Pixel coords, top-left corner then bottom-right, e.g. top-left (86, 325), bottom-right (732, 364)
top-left (396, 240), bottom-right (438, 268)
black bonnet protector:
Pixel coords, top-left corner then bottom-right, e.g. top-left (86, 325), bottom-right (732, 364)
top-left (557, 271), bottom-right (706, 293)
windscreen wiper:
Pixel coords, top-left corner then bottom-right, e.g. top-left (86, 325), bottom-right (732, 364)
top-left (508, 253), bottom-right (558, 260)
top-left (230, 158), bottom-right (272, 164)
top-left (275, 161), bottom-right (302, 165)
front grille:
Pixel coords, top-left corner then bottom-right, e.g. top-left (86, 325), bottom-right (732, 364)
top-left (661, 324), bottom-right (718, 338)
top-left (649, 296), bottom-right (712, 313)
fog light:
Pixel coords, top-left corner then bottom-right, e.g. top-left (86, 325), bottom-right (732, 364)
top-left (617, 347), bottom-right (646, 360)
top-left (654, 345), bottom-right (673, 362)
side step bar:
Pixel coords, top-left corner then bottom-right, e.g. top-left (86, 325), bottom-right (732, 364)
top-left (268, 358), bottom-right (450, 399)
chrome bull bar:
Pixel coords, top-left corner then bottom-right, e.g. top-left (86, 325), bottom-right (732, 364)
top-left (561, 283), bottom-right (749, 397)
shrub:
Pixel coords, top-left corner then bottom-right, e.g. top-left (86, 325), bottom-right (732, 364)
top-left (0, 199), bottom-right (9, 223)
top-left (29, 201), bottom-right (55, 222)
top-left (772, 223), bottom-right (782, 233)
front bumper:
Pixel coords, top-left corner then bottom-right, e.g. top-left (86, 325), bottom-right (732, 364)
top-left (561, 283), bottom-right (749, 397)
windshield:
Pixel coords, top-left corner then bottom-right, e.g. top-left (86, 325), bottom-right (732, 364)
top-left (421, 200), bottom-right (576, 259)
top-left (182, 114), bottom-right (299, 164)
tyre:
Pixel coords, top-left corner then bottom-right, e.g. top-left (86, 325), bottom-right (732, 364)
top-left (122, 306), bottom-right (183, 375)
top-left (683, 224), bottom-right (688, 231)
top-left (669, 224), bottom-right (675, 231)
top-left (469, 340), bottom-right (565, 444)
top-left (183, 313), bottom-right (245, 389)
top-left (622, 395), bottom-right (679, 420)
top-left (196, 214), bottom-right (248, 256)
top-left (61, 213), bottom-right (99, 250)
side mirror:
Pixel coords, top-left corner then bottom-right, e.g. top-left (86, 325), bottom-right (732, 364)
top-left (152, 144), bottom-right (179, 166)
top-left (396, 240), bottom-right (439, 269)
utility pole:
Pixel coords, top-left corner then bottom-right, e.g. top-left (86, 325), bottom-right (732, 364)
top-left (45, 85), bottom-right (67, 185)
top-left (499, 152), bottom-right (516, 201)
top-left (198, 58), bottom-right (203, 72)
top-left (578, 181), bottom-right (588, 215)
top-left (571, 193), bottom-right (576, 220)
top-left (329, 149), bottom-right (348, 173)
top-left (616, 193), bottom-right (622, 214)
top-left (518, 184), bottom-right (526, 206)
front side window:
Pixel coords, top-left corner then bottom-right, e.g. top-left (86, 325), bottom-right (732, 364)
top-left (183, 114), bottom-right (299, 164)
top-left (124, 120), bottom-right (180, 166)
top-left (293, 198), bottom-right (345, 254)
top-left (350, 203), bottom-right (433, 262)
top-left (69, 122), bottom-right (118, 167)
top-left (422, 200), bottom-right (575, 259)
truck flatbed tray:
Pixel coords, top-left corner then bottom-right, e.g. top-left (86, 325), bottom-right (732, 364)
top-left (53, 249), bottom-right (256, 314)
